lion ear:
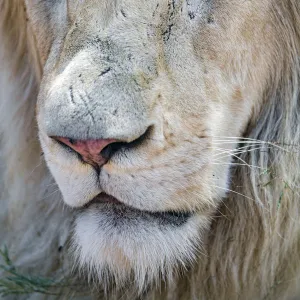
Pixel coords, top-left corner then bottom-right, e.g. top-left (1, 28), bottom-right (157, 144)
top-left (0, 0), bottom-right (42, 80)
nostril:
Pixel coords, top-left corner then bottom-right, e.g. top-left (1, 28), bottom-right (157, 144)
top-left (99, 142), bottom-right (125, 162)
top-left (99, 126), bottom-right (152, 161)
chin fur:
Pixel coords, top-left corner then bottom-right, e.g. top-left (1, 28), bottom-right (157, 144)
top-left (73, 204), bottom-right (209, 293)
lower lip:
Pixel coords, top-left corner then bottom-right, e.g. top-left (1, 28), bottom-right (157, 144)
top-left (84, 193), bottom-right (192, 227)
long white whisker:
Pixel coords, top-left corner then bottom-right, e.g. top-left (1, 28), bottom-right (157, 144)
top-left (210, 145), bottom-right (262, 157)
top-left (211, 162), bottom-right (265, 170)
top-left (210, 147), bottom-right (263, 169)
top-left (208, 184), bottom-right (270, 212)
top-left (213, 147), bottom-right (272, 161)
top-left (211, 136), bottom-right (273, 142)
top-left (211, 139), bottom-right (288, 152)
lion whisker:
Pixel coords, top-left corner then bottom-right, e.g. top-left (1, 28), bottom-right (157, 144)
top-left (211, 162), bottom-right (264, 169)
top-left (210, 147), bottom-right (260, 169)
top-left (212, 147), bottom-right (273, 161)
top-left (211, 144), bottom-right (272, 155)
top-left (208, 184), bottom-right (271, 212)
top-left (212, 140), bottom-right (289, 152)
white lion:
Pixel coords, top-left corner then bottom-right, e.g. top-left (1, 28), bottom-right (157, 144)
top-left (0, 1), bottom-right (300, 299)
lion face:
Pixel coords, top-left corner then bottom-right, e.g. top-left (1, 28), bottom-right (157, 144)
top-left (26, 0), bottom-right (277, 288)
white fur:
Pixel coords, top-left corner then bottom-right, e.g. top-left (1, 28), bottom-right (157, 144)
top-left (74, 212), bottom-right (207, 293)
top-left (1, 1), bottom-right (300, 300)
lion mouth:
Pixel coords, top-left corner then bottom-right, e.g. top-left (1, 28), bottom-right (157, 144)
top-left (84, 193), bottom-right (192, 227)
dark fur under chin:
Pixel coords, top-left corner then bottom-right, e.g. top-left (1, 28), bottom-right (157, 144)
top-left (82, 200), bottom-right (192, 227)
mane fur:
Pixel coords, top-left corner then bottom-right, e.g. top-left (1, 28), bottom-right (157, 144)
top-left (0, 0), bottom-right (74, 286)
top-left (0, 1), bottom-right (300, 299)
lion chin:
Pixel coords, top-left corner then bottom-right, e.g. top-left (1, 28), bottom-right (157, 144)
top-left (74, 198), bottom-right (206, 291)
top-left (1, 0), bottom-right (300, 299)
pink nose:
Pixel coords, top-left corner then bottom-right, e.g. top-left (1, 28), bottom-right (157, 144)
top-left (54, 137), bottom-right (117, 166)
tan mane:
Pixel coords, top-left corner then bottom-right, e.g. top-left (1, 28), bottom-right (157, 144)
top-left (0, 0), bottom-right (72, 285)
top-left (1, 1), bottom-right (300, 299)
